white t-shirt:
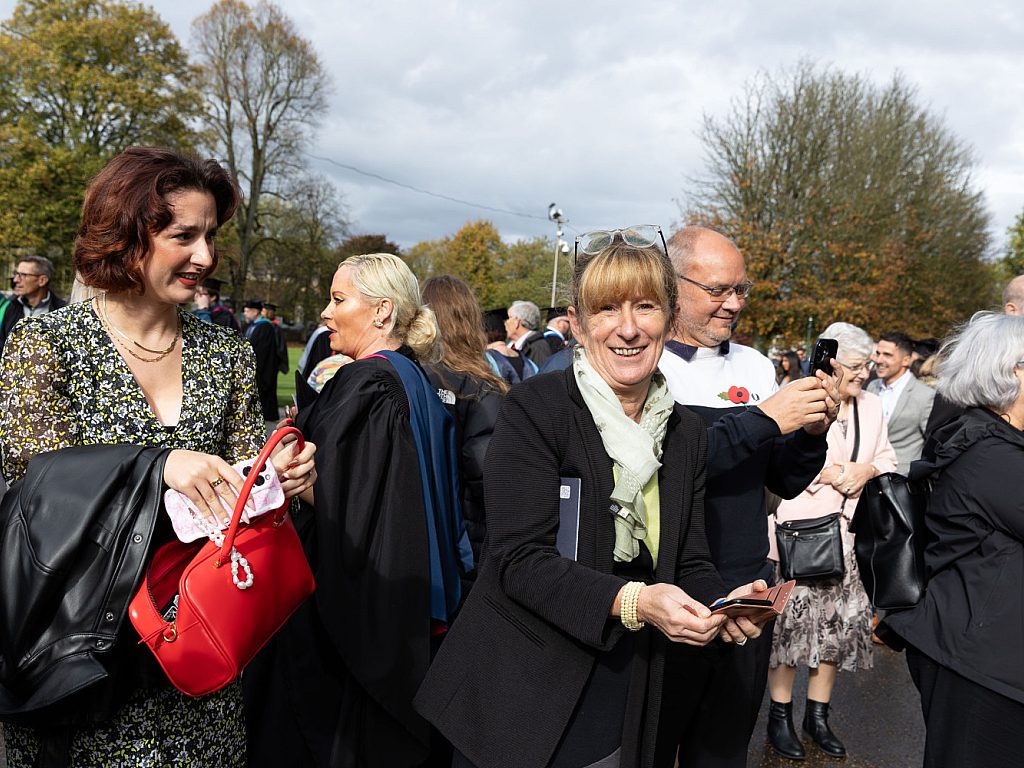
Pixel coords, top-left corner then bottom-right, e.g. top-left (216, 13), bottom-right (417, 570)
top-left (658, 341), bottom-right (779, 409)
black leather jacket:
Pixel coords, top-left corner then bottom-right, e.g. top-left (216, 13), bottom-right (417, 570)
top-left (0, 444), bottom-right (169, 725)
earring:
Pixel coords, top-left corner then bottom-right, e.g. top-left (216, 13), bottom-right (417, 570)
top-left (373, 319), bottom-right (384, 328)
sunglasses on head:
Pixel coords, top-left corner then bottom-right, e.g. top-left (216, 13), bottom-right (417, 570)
top-left (574, 224), bottom-right (667, 262)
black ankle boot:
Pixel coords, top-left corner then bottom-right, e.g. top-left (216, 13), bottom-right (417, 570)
top-left (802, 699), bottom-right (846, 757)
top-left (767, 700), bottom-right (806, 760)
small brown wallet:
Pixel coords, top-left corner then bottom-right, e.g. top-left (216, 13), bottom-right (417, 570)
top-left (709, 580), bottom-right (796, 623)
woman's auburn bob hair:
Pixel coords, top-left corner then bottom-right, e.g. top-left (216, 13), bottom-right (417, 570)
top-left (74, 146), bottom-right (240, 294)
top-left (570, 241), bottom-right (678, 328)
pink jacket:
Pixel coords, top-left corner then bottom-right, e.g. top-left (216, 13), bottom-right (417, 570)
top-left (767, 390), bottom-right (897, 561)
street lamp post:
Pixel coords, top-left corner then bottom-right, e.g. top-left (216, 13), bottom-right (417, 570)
top-left (548, 203), bottom-right (568, 308)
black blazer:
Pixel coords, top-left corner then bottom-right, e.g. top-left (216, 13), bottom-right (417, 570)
top-left (0, 445), bottom-right (169, 724)
top-left (415, 368), bottom-right (725, 768)
top-left (884, 408), bottom-right (1024, 704)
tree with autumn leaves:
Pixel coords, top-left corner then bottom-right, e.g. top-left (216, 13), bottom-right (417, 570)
top-left (685, 63), bottom-right (997, 349)
top-left (405, 220), bottom-right (569, 311)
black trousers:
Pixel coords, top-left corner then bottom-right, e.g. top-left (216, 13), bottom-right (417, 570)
top-left (907, 647), bottom-right (1024, 768)
top-left (655, 623), bottom-right (773, 768)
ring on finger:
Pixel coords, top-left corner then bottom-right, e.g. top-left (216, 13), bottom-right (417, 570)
top-left (736, 636), bottom-right (748, 647)
top-left (210, 477), bottom-right (224, 488)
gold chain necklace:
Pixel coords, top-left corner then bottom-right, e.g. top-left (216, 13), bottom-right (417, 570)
top-left (98, 294), bottom-right (181, 363)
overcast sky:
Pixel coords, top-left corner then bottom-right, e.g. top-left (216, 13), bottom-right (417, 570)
top-left (4, 0), bottom-right (1023, 251)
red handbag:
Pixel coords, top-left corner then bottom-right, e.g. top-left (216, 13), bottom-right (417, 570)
top-left (128, 426), bottom-right (315, 697)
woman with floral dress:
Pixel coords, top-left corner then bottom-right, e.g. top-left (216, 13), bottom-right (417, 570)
top-left (0, 147), bottom-right (316, 767)
top-left (764, 322), bottom-right (896, 761)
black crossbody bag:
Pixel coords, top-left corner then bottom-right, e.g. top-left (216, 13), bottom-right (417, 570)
top-left (775, 398), bottom-right (860, 581)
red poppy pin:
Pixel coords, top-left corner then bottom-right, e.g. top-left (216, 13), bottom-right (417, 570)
top-left (719, 386), bottom-right (751, 404)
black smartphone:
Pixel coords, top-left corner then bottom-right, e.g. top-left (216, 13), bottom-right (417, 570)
top-left (810, 338), bottom-right (838, 375)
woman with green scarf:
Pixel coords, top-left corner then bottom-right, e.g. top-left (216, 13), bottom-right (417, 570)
top-left (415, 230), bottom-right (768, 768)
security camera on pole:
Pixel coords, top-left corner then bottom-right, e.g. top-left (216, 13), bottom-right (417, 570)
top-left (548, 203), bottom-right (568, 308)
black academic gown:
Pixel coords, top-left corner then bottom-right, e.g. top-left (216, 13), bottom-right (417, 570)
top-left (247, 320), bottom-right (281, 420)
top-left (243, 352), bottom-right (435, 768)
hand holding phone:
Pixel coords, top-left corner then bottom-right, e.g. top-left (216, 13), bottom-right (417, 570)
top-left (810, 338), bottom-right (839, 376)
top-left (164, 457), bottom-right (285, 543)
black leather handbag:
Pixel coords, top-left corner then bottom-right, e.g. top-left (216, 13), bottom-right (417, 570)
top-left (774, 398), bottom-right (861, 582)
top-left (775, 513), bottom-right (845, 580)
top-left (849, 472), bottom-right (929, 609)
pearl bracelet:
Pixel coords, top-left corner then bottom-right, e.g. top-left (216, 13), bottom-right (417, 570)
top-left (621, 581), bottom-right (646, 632)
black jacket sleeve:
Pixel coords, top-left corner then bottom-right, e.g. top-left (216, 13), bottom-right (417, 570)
top-left (706, 407), bottom-right (827, 499)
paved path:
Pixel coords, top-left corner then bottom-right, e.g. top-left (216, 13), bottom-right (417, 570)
top-left (747, 645), bottom-right (925, 767)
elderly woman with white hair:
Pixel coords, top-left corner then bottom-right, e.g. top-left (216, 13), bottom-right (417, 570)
top-left (882, 312), bottom-right (1024, 768)
top-left (764, 322), bottom-right (897, 760)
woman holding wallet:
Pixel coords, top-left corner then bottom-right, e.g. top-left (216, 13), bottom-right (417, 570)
top-left (765, 321), bottom-right (896, 761)
top-left (415, 227), bottom-right (768, 768)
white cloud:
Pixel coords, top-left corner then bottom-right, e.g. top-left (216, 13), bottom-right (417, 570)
top-left (2, 0), bottom-right (1022, 252)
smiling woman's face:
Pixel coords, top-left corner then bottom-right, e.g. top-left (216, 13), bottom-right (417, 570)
top-left (571, 296), bottom-right (670, 404)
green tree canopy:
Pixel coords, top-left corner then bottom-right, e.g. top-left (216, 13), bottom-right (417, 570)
top-left (686, 62), bottom-right (996, 347)
top-left (0, 0), bottom-right (199, 276)
top-left (1000, 210), bottom-right (1024, 284)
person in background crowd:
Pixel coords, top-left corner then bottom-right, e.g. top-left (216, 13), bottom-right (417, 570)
top-left (416, 233), bottom-right (768, 768)
top-left (193, 276), bottom-right (240, 332)
top-left (504, 299), bottom-right (552, 366)
top-left (1003, 274), bottom-right (1024, 315)
top-left (882, 312), bottom-right (1024, 768)
top-left (657, 226), bottom-right (838, 768)
top-left (543, 306), bottom-right (571, 355)
top-left (298, 321), bottom-right (335, 382)
top-left (244, 253), bottom-right (472, 768)
top-left (0, 255), bottom-right (67, 353)
top-left (0, 146), bottom-right (315, 768)
top-left (766, 322), bottom-right (896, 761)
top-left (421, 275), bottom-right (506, 569)
top-left (484, 310), bottom-right (537, 386)
top-left (262, 301), bottom-right (290, 377)
top-left (244, 299), bottom-right (288, 421)
top-left (776, 350), bottom-right (804, 386)
top-left (867, 331), bottom-right (935, 475)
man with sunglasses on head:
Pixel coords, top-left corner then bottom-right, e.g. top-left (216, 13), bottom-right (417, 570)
top-left (656, 226), bottom-right (840, 768)
top-left (0, 256), bottom-right (67, 355)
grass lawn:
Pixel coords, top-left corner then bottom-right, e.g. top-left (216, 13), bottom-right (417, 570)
top-left (277, 344), bottom-right (305, 408)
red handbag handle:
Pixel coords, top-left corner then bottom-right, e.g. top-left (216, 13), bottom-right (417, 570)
top-left (217, 425), bottom-right (305, 564)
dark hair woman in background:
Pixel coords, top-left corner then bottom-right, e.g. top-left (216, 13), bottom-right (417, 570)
top-left (777, 351), bottom-right (804, 386)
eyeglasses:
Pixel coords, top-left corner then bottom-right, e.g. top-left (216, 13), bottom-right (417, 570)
top-left (837, 359), bottom-right (875, 373)
top-left (677, 274), bottom-right (754, 301)
top-left (574, 224), bottom-right (667, 262)
top-left (11, 271), bottom-right (43, 279)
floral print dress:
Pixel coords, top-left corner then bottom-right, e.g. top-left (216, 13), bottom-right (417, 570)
top-left (0, 300), bottom-right (263, 767)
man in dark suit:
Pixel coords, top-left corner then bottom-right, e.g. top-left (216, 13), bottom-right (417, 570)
top-left (542, 306), bottom-right (571, 355)
top-left (505, 300), bottom-right (552, 366)
top-left (867, 331), bottom-right (935, 475)
top-left (0, 256), bottom-right (67, 354)
top-left (243, 300), bottom-right (287, 421)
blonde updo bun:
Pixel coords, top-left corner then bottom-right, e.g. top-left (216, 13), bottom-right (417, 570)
top-left (341, 252), bottom-right (442, 362)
